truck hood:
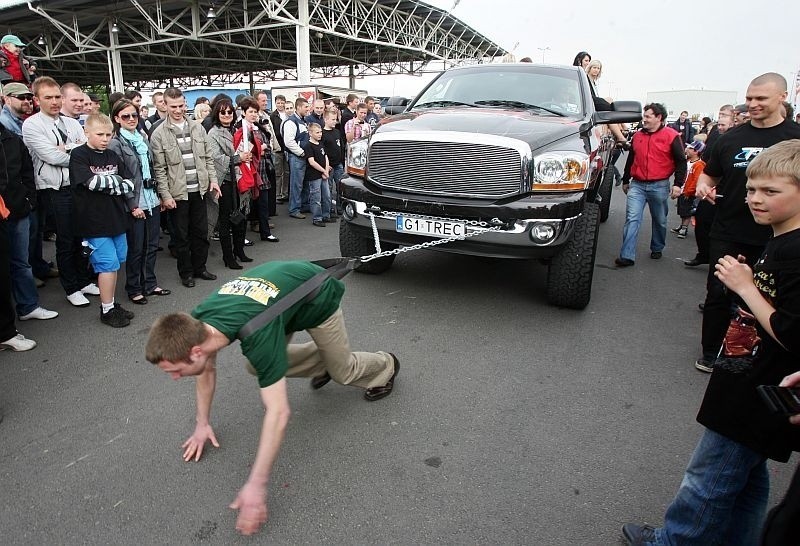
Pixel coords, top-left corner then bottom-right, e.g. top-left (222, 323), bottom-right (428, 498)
top-left (377, 108), bottom-right (582, 151)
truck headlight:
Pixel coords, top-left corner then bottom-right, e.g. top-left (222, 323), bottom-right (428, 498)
top-left (347, 139), bottom-right (368, 177)
top-left (532, 152), bottom-right (590, 191)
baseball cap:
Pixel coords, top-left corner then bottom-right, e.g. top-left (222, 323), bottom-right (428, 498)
top-left (2, 82), bottom-right (30, 96)
top-left (686, 140), bottom-right (706, 154)
top-left (1, 34), bottom-right (26, 47)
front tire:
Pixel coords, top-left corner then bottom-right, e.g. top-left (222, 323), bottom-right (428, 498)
top-left (546, 202), bottom-right (600, 309)
top-left (339, 220), bottom-right (397, 274)
top-left (598, 164), bottom-right (614, 223)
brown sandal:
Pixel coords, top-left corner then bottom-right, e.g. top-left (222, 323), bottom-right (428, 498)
top-left (310, 372), bottom-right (331, 390)
top-left (364, 354), bottom-right (399, 402)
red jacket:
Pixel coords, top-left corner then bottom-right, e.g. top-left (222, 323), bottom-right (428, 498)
top-left (233, 122), bottom-right (263, 194)
top-left (629, 126), bottom-right (681, 182)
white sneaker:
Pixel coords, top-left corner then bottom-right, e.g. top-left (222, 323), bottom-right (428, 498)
top-left (81, 283), bottom-right (100, 296)
top-left (19, 307), bottom-right (59, 321)
top-left (0, 334), bottom-right (37, 351)
top-left (67, 291), bottom-right (91, 307)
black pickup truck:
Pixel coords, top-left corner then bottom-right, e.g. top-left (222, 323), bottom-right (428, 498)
top-left (338, 63), bottom-right (641, 309)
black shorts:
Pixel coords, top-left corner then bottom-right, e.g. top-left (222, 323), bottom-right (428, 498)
top-left (676, 195), bottom-right (697, 218)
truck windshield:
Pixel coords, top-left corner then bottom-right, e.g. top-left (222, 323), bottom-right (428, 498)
top-left (412, 68), bottom-right (584, 117)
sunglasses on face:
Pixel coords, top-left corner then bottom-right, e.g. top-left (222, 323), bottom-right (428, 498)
top-left (220, 110), bottom-right (234, 116)
top-left (12, 94), bottom-right (34, 101)
top-left (118, 113), bottom-right (139, 120)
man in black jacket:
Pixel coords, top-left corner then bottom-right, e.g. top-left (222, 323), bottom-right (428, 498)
top-left (0, 124), bottom-right (58, 322)
top-left (669, 110), bottom-right (696, 146)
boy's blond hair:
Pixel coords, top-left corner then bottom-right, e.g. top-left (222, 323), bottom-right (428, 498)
top-left (145, 313), bottom-right (209, 364)
top-left (746, 139), bottom-right (800, 185)
top-left (84, 113), bottom-right (113, 130)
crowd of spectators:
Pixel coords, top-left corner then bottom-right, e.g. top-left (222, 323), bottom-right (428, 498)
top-left (0, 33), bottom-right (384, 348)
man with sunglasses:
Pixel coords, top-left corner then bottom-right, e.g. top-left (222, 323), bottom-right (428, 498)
top-left (0, 82), bottom-right (33, 136)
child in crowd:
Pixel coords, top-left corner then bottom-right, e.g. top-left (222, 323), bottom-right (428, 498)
top-left (322, 110), bottom-right (346, 218)
top-left (623, 139), bottom-right (800, 545)
top-left (301, 123), bottom-right (333, 228)
top-left (69, 114), bottom-right (136, 328)
top-left (671, 140), bottom-right (706, 239)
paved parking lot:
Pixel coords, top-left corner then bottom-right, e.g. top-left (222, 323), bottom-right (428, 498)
top-left (1, 186), bottom-right (797, 545)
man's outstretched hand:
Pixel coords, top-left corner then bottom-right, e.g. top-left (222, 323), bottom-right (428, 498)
top-left (182, 423), bottom-right (219, 462)
top-left (230, 483), bottom-right (268, 535)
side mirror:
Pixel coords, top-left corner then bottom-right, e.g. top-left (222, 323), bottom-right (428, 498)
top-left (383, 96), bottom-right (410, 115)
top-left (593, 100), bottom-right (642, 124)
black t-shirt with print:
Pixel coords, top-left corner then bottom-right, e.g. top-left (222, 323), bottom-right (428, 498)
top-left (301, 140), bottom-right (327, 182)
top-left (322, 127), bottom-right (345, 166)
top-left (68, 144), bottom-right (131, 238)
top-left (697, 228), bottom-right (800, 461)
top-left (705, 119), bottom-right (800, 246)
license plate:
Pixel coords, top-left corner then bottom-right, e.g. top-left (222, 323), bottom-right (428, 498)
top-left (395, 215), bottom-right (466, 239)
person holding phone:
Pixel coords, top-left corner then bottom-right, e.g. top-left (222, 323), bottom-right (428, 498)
top-left (623, 140), bottom-right (800, 546)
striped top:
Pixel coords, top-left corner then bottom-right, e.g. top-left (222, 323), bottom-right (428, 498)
top-left (169, 120), bottom-right (199, 192)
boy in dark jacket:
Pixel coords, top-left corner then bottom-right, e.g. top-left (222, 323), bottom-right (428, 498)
top-left (69, 114), bottom-right (135, 327)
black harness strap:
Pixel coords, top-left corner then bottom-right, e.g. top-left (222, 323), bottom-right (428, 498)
top-left (235, 258), bottom-right (359, 340)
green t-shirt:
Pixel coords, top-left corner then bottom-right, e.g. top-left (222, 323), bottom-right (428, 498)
top-left (191, 261), bottom-right (345, 388)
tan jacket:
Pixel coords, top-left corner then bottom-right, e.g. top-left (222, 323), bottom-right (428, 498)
top-left (150, 117), bottom-right (218, 201)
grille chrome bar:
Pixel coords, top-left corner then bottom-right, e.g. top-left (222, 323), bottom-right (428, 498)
top-left (366, 131), bottom-right (528, 199)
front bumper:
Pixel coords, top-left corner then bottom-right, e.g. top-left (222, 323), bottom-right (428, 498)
top-left (340, 176), bottom-right (586, 259)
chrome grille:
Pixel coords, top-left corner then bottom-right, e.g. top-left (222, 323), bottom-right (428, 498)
top-left (367, 140), bottom-right (522, 198)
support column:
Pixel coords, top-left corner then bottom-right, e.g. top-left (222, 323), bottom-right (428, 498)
top-left (348, 64), bottom-right (355, 90)
top-left (108, 20), bottom-right (125, 92)
top-left (296, 0), bottom-right (311, 84)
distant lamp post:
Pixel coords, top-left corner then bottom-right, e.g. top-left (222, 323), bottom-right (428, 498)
top-left (537, 46), bottom-right (551, 63)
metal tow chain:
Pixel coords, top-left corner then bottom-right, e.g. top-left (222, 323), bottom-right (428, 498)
top-left (360, 210), bottom-right (507, 262)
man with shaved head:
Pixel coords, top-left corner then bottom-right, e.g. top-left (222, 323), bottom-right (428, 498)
top-left (691, 72), bottom-right (800, 374)
top-left (304, 98), bottom-right (325, 127)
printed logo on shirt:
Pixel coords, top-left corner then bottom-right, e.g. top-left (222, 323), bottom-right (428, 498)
top-left (732, 147), bottom-right (764, 168)
top-left (90, 164), bottom-right (119, 175)
top-left (218, 277), bottom-right (280, 306)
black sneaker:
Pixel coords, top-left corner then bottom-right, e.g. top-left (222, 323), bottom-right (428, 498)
top-left (101, 306), bottom-right (131, 328)
top-left (695, 358), bottom-right (714, 373)
top-left (676, 226), bottom-right (688, 239)
top-left (670, 226), bottom-right (683, 234)
top-left (650, 251), bottom-right (663, 260)
top-left (312, 220), bottom-right (327, 227)
top-left (114, 303), bottom-right (135, 320)
top-left (622, 523), bottom-right (656, 545)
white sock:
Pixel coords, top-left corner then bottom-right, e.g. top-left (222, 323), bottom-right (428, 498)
top-left (101, 300), bottom-right (115, 314)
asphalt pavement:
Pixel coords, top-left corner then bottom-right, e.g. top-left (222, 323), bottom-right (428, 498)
top-left (1, 184), bottom-right (797, 545)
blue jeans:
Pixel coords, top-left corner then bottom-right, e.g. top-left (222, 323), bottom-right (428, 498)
top-left (126, 208), bottom-right (161, 297)
top-left (330, 163), bottom-right (344, 213)
top-left (651, 429), bottom-right (769, 546)
top-left (619, 179), bottom-right (670, 261)
top-left (288, 154), bottom-right (307, 214)
top-left (7, 215), bottom-right (40, 316)
top-left (309, 178), bottom-right (331, 222)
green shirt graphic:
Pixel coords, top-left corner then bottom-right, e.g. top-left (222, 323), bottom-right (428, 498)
top-left (192, 261), bottom-right (345, 387)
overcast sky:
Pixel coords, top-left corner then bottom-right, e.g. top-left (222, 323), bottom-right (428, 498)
top-left (329, 0), bottom-right (798, 104)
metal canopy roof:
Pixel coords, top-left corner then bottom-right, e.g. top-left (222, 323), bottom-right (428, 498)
top-left (1, 0), bottom-right (506, 89)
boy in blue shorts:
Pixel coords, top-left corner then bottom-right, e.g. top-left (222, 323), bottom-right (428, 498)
top-left (69, 114), bottom-right (136, 327)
